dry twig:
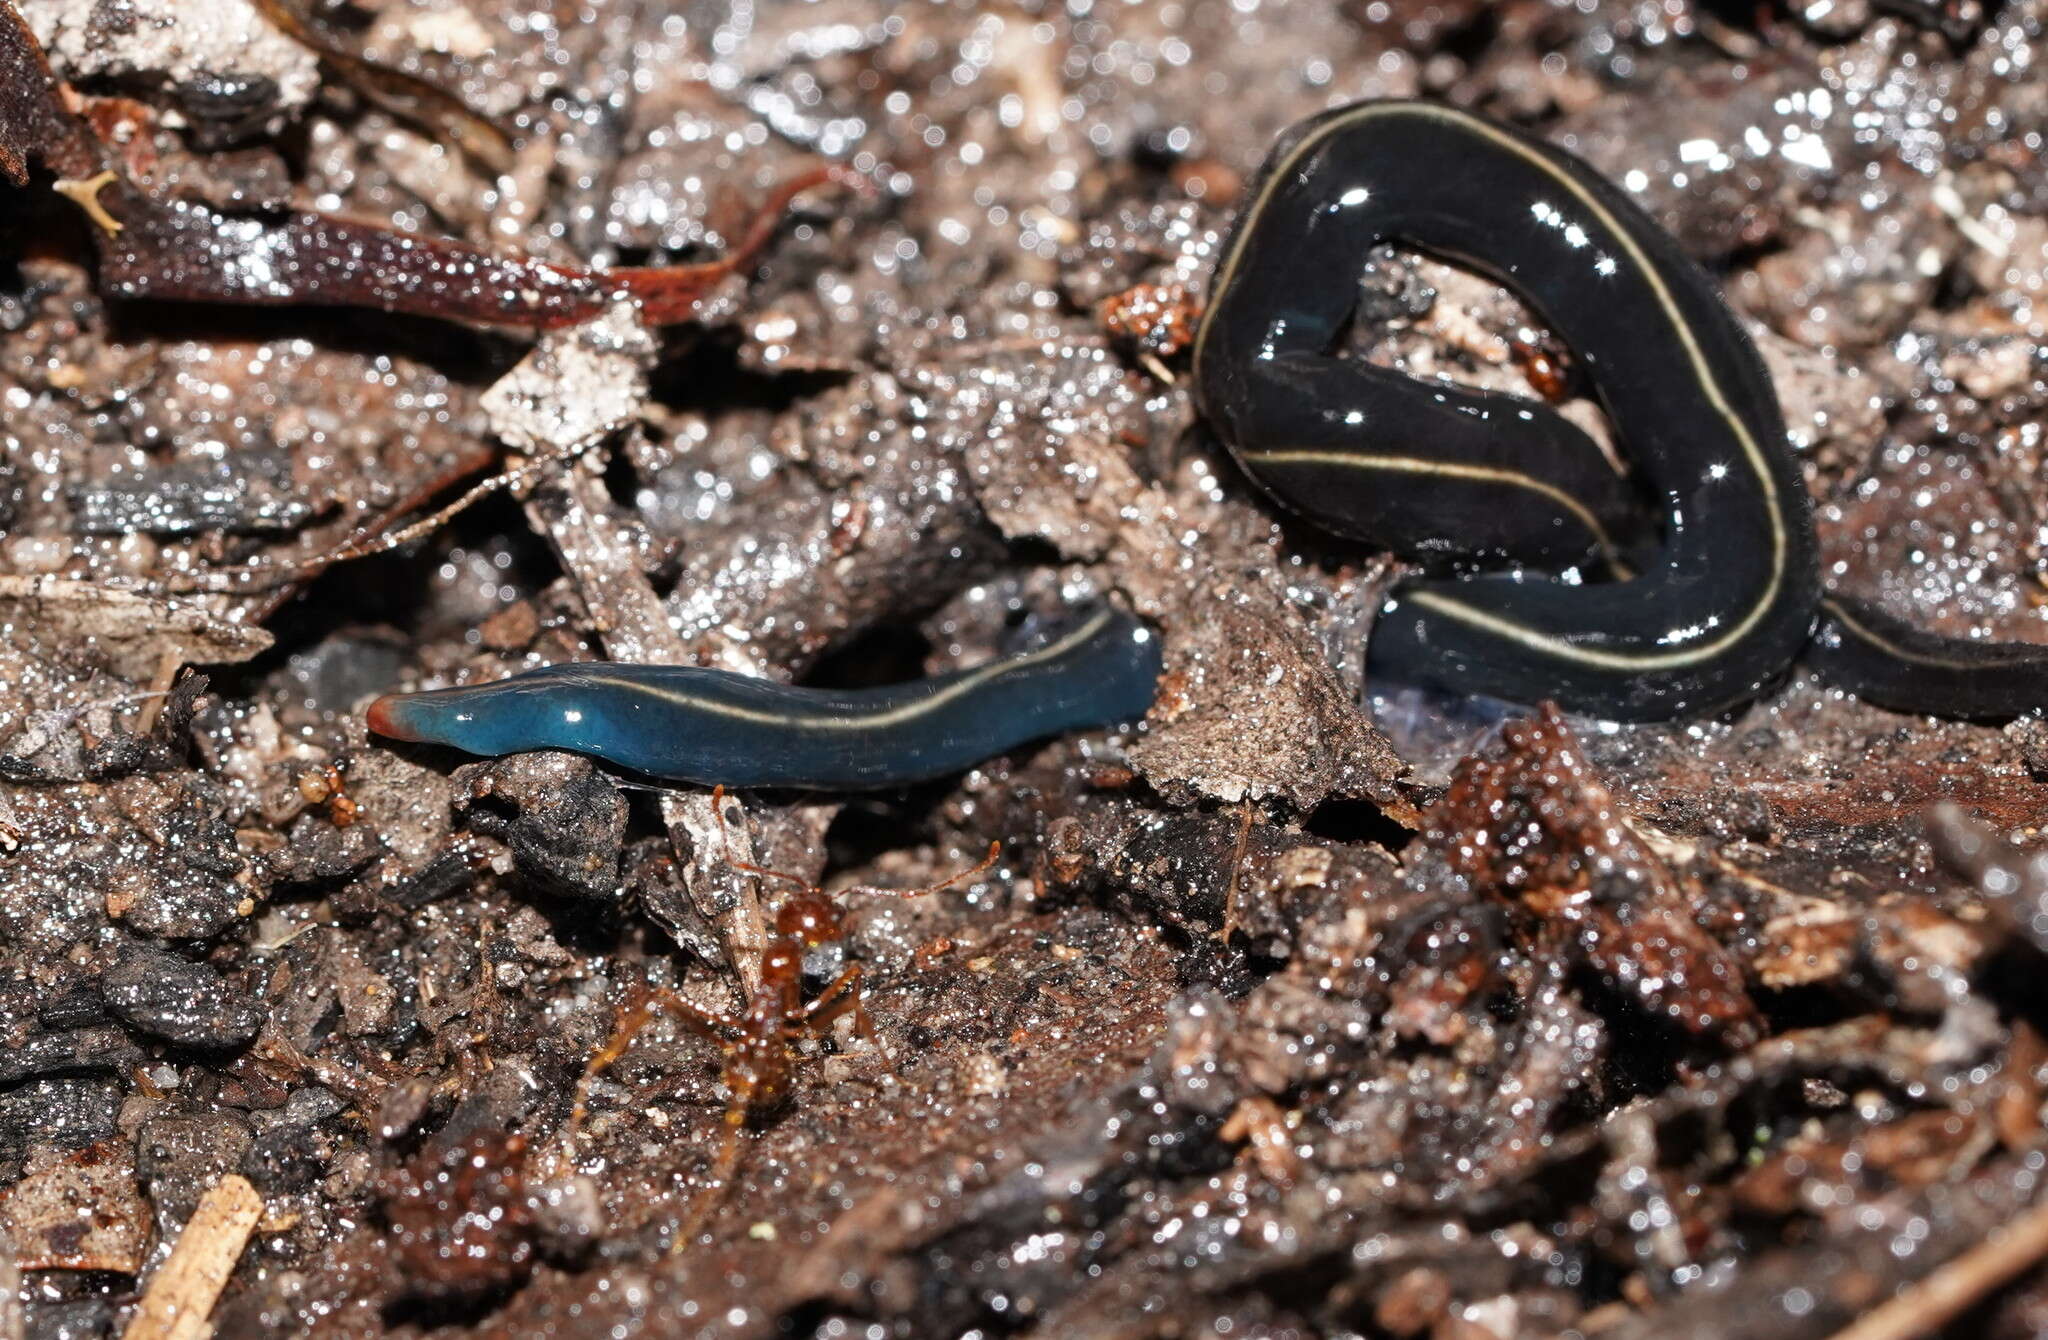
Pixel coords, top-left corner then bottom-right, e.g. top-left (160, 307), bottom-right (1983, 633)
top-left (1826, 1196), bottom-right (2048, 1340)
top-left (122, 1175), bottom-right (263, 1340)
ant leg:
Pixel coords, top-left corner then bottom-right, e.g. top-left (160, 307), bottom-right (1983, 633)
top-left (642, 987), bottom-right (740, 1045)
top-left (570, 982), bottom-right (764, 1245)
top-left (800, 963), bottom-right (864, 1020)
top-left (568, 989), bottom-right (656, 1136)
top-left (727, 857), bottom-right (819, 894)
top-left (709, 782), bottom-right (818, 894)
top-left (915, 840), bottom-right (1001, 897)
top-left (802, 962), bottom-right (872, 1040)
top-left (569, 987), bottom-right (737, 1134)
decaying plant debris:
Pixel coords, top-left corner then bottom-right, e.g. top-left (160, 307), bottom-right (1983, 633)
top-left (5, 0), bottom-right (2048, 1336)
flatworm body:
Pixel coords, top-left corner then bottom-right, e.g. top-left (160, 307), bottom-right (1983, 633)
top-left (368, 607), bottom-right (1161, 789)
top-left (1195, 99), bottom-right (2048, 721)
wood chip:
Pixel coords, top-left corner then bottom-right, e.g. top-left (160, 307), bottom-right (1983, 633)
top-left (123, 1175), bottom-right (262, 1340)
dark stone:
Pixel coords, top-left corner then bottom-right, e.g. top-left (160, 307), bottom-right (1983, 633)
top-left (103, 941), bottom-right (262, 1050)
top-left (0, 1078), bottom-right (122, 1178)
top-left (136, 1108), bottom-right (256, 1228)
top-left (241, 1085), bottom-right (347, 1194)
top-left (0, 1025), bottom-right (139, 1085)
top-left (83, 733), bottom-right (182, 779)
top-left (264, 812), bottom-right (386, 889)
top-left (453, 752), bottom-right (626, 901)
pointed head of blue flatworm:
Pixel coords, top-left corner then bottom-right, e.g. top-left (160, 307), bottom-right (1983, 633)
top-left (366, 667), bottom-right (606, 762)
top-left (365, 690), bottom-right (471, 746)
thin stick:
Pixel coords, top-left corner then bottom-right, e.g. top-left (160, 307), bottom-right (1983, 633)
top-left (0, 1228), bottom-right (21, 1340)
top-left (1218, 801), bottom-right (1254, 943)
top-left (1826, 1195), bottom-right (2048, 1340)
top-left (123, 1175), bottom-right (263, 1340)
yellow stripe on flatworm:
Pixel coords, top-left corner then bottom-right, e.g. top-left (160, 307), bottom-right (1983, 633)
top-left (1244, 448), bottom-right (1626, 568)
top-left (562, 606), bottom-right (1129, 732)
top-left (1819, 596), bottom-right (1998, 672)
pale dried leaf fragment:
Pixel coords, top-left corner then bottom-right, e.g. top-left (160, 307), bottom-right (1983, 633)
top-left (481, 301), bottom-right (657, 453)
top-left (0, 577), bottom-right (273, 680)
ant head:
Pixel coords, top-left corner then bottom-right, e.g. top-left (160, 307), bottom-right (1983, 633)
top-left (775, 893), bottom-right (846, 947)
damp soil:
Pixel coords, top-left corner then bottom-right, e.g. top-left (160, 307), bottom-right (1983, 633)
top-left (6, 1), bottom-right (2048, 1337)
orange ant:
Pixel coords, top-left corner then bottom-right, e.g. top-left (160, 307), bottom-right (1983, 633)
top-left (573, 788), bottom-right (1000, 1239)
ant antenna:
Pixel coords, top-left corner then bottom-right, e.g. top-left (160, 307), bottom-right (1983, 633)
top-left (844, 841), bottom-right (1002, 901)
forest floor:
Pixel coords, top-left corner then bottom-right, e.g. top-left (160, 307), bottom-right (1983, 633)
top-left (5, 0), bottom-right (2048, 1336)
